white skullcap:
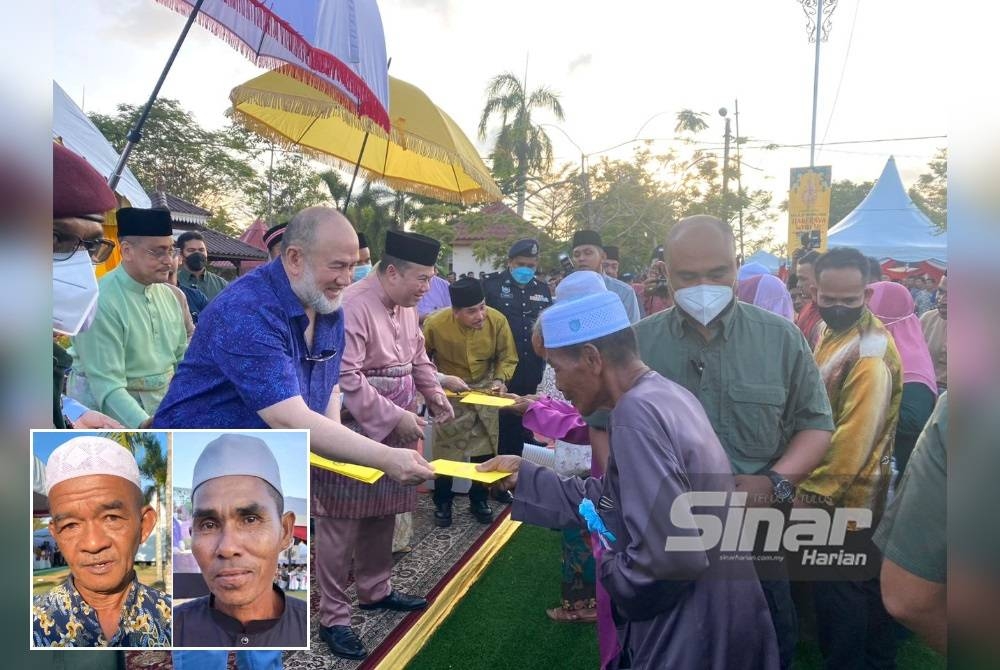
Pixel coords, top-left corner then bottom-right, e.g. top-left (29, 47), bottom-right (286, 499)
top-left (192, 434), bottom-right (282, 495)
top-left (541, 289), bottom-right (631, 348)
top-left (45, 436), bottom-right (141, 495)
top-left (554, 270), bottom-right (606, 302)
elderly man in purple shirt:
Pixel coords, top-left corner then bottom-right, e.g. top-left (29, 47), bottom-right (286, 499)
top-left (479, 286), bottom-right (778, 669)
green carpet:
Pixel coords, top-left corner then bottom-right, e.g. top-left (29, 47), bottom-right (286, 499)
top-left (407, 525), bottom-right (945, 669)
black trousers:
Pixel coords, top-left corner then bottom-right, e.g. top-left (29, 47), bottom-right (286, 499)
top-left (813, 576), bottom-right (896, 669)
top-left (433, 453), bottom-right (490, 505)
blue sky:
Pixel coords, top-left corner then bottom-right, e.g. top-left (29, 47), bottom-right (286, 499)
top-left (53, 0), bottom-right (947, 247)
top-left (33, 430), bottom-right (163, 498)
top-left (172, 430), bottom-right (308, 500)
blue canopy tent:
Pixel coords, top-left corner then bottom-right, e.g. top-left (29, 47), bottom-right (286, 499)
top-left (743, 249), bottom-right (783, 274)
top-left (827, 157), bottom-right (946, 264)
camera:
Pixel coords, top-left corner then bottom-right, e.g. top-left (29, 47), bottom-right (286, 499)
top-left (558, 252), bottom-right (574, 274)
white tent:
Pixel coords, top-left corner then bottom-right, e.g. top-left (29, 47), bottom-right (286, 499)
top-left (52, 82), bottom-right (151, 209)
top-left (827, 156), bottom-right (946, 263)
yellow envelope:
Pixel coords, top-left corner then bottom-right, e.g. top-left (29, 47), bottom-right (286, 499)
top-left (309, 453), bottom-right (384, 484)
top-left (430, 459), bottom-right (512, 483)
top-left (459, 391), bottom-right (516, 407)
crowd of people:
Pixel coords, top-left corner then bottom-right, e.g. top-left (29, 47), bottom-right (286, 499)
top-left (42, 141), bottom-right (949, 668)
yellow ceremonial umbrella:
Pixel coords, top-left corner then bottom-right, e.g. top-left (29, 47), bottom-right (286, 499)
top-left (230, 66), bottom-right (501, 205)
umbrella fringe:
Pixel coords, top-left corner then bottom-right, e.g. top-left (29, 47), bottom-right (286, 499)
top-left (230, 106), bottom-right (502, 202)
top-left (231, 112), bottom-right (497, 206)
top-left (154, 0), bottom-right (391, 132)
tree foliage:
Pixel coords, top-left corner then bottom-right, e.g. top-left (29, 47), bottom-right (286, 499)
top-left (909, 148), bottom-right (946, 231)
top-left (244, 152), bottom-right (330, 225)
top-left (478, 72), bottom-right (565, 217)
top-left (90, 99), bottom-right (253, 211)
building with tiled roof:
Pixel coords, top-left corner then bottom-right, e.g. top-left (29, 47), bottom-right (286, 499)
top-left (148, 188), bottom-right (266, 275)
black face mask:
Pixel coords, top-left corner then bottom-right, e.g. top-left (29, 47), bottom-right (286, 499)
top-left (185, 252), bottom-right (206, 272)
top-left (818, 304), bottom-right (864, 332)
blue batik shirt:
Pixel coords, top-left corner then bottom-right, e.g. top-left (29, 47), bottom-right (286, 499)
top-left (32, 574), bottom-right (171, 647)
top-left (153, 259), bottom-right (346, 428)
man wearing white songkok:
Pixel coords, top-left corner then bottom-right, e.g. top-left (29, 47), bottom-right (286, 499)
top-left (32, 436), bottom-right (170, 647)
top-left (478, 286), bottom-right (779, 669)
top-left (173, 434), bottom-right (304, 650)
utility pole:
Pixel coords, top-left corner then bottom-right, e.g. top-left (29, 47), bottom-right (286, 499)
top-left (719, 107), bottom-right (731, 225)
top-left (734, 99), bottom-right (744, 260)
top-left (580, 152), bottom-right (593, 229)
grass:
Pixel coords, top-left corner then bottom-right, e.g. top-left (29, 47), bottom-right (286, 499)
top-left (406, 525), bottom-right (945, 670)
top-left (33, 563), bottom-right (165, 597)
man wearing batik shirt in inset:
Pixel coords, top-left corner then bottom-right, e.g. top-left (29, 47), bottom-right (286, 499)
top-left (313, 230), bottom-right (454, 661)
top-left (799, 246), bottom-right (903, 670)
top-left (33, 437), bottom-right (170, 647)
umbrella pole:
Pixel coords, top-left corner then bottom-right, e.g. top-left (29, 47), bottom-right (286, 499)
top-left (107, 0), bottom-right (206, 191)
top-left (343, 57), bottom-right (390, 212)
top-left (342, 132), bottom-right (370, 211)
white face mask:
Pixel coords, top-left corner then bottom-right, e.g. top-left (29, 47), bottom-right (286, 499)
top-left (53, 249), bottom-right (99, 335)
top-left (673, 283), bottom-right (734, 326)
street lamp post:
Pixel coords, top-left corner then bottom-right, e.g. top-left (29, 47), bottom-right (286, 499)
top-left (799, 0), bottom-right (839, 167)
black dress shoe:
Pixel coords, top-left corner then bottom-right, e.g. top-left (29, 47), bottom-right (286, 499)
top-left (319, 624), bottom-right (367, 660)
top-left (433, 501), bottom-right (452, 528)
top-left (470, 499), bottom-right (493, 524)
top-left (359, 590), bottom-right (428, 611)
top-left (493, 489), bottom-right (514, 504)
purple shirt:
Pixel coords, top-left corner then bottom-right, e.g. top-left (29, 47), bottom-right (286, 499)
top-left (416, 274), bottom-right (451, 318)
top-left (153, 260), bottom-right (345, 428)
top-left (513, 371), bottom-right (778, 669)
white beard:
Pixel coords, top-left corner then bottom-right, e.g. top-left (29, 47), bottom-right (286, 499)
top-left (292, 263), bottom-right (342, 314)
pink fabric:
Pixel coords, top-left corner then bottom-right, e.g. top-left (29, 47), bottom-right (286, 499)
top-left (523, 397), bottom-right (590, 445)
top-left (314, 515), bottom-right (395, 626)
top-left (869, 281), bottom-right (938, 394)
top-left (591, 457), bottom-right (621, 669)
top-left (738, 274), bottom-right (794, 321)
top-left (339, 272), bottom-right (443, 442)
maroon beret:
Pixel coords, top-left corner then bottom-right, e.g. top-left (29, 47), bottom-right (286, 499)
top-left (53, 142), bottom-right (117, 219)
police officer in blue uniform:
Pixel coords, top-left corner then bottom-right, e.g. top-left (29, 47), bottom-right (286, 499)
top-left (482, 239), bottom-right (552, 483)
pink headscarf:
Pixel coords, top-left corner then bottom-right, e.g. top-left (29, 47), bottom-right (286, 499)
top-left (868, 281), bottom-right (938, 394)
top-left (737, 274), bottom-right (794, 321)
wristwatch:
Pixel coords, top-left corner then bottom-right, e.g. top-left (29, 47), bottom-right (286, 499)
top-left (763, 470), bottom-right (795, 504)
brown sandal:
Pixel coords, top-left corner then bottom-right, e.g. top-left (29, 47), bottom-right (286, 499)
top-left (546, 606), bottom-right (598, 623)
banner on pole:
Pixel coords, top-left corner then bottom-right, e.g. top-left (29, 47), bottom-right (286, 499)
top-left (787, 166), bottom-right (832, 260)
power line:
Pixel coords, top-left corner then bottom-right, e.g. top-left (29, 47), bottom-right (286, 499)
top-left (820, 0), bottom-right (862, 149)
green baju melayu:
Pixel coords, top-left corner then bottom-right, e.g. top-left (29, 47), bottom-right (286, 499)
top-left (68, 265), bottom-right (187, 427)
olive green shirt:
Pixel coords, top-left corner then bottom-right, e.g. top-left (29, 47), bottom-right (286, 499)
top-left (634, 301), bottom-right (834, 474)
top-left (177, 267), bottom-right (228, 301)
top-left (873, 391), bottom-right (947, 583)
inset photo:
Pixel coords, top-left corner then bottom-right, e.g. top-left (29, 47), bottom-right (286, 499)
top-left (172, 430), bottom-right (309, 649)
top-left (31, 430), bottom-right (173, 648)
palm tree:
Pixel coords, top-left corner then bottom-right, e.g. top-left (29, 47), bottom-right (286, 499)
top-left (478, 72), bottom-right (565, 217)
top-left (674, 109), bottom-right (710, 135)
top-left (101, 432), bottom-right (170, 593)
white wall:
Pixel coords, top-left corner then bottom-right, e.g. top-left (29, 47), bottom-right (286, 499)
top-left (451, 244), bottom-right (500, 277)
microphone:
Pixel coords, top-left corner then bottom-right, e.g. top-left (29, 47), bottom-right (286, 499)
top-left (691, 358), bottom-right (704, 376)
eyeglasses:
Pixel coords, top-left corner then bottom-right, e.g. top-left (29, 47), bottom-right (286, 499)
top-left (53, 233), bottom-right (117, 264)
top-left (304, 348), bottom-right (338, 363)
top-left (140, 246), bottom-right (179, 261)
